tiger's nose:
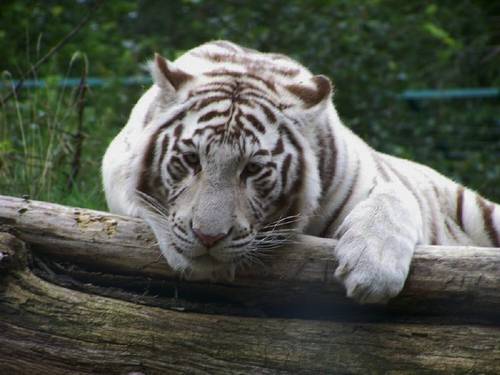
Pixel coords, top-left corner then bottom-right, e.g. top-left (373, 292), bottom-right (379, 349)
top-left (192, 228), bottom-right (228, 248)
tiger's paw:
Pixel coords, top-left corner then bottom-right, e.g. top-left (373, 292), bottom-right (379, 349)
top-left (333, 228), bottom-right (414, 304)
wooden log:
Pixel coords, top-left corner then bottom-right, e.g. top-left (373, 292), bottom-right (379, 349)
top-left (0, 194), bottom-right (499, 318)
top-left (0, 236), bottom-right (499, 375)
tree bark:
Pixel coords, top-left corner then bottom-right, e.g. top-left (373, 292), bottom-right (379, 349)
top-left (0, 195), bottom-right (499, 318)
top-left (1, 195), bottom-right (500, 373)
top-left (1, 233), bottom-right (499, 375)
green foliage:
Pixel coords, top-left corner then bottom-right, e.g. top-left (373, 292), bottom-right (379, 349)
top-left (1, 0), bottom-right (499, 209)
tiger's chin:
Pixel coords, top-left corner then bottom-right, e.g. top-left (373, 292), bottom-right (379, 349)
top-left (157, 240), bottom-right (239, 282)
top-left (142, 219), bottom-right (237, 281)
top-left (171, 252), bottom-right (238, 281)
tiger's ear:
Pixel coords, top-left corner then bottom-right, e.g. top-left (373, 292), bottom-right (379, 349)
top-left (285, 75), bottom-right (333, 109)
top-left (151, 53), bottom-right (193, 92)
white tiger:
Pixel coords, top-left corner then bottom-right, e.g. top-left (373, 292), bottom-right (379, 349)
top-left (102, 40), bottom-right (500, 303)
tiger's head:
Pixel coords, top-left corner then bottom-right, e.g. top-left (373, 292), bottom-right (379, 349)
top-left (134, 52), bottom-right (332, 279)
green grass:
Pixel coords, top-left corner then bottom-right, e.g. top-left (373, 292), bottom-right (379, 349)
top-left (1, 65), bottom-right (499, 212)
top-left (0, 70), bottom-right (143, 211)
top-left (1, 77), bottom-right (499, 212)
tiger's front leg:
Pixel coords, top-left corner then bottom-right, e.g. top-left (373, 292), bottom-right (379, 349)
top-left (333, 183), bottom-right (423, 303)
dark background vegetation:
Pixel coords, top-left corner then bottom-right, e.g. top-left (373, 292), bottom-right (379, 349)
top-left (1, 0), bottom-right (499, 210)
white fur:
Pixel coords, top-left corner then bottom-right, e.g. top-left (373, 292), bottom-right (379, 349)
top-left (103, 41), bottom-right (500, 303)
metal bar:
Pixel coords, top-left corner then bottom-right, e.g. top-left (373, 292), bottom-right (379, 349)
top-left (401, 88), bottom-right (500, 100)
top-left (0, 76), bottom-right (153, 90)
top-left (1, 77), bottom-right (499, 101)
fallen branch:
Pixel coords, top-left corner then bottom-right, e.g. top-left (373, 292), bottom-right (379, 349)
top-left (1, 232), bottom-right (499, 374)
top-left (1, 194), bottom-right (499, 318)
top-left (1, 196), bottom-right (500, 373)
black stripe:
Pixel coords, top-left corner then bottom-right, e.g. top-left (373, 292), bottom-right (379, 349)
top-left (280, 154), bottom-right (292, 192)
top-left (173, 124), bottom-right (184, 138)
top-left (476, 195), bottom-right (500, 247)
top-left (158, 109), bottom-right (187, 131)
top-left (205, 70), bottom-right (277, 93)
top-left (271, 139), bottom-right (284, 156)
top-left (198, 108), bottom-right (231, 123)
top-left (257, 102), bottom-right (277, 124)
top-left (254, 169), bottom-right (273, 183)
top-left (240, 90), bottom-right (280, 110)
top-left (157, 135), bottom-right (170, 172)
top-left (259, 180), bottom-right (277, 199)
top-left (174, 223), bottom-right (187, 235)
top-left (248, 199), bottom-right (263, 220)
top-left (254, 149), bottom-right (270, 157)
top-left (195, 95), bottom-right (230, 110)
top-left (320, 159), bottom-right (360, 237)
top-left (244, 113), bottom-right (266, 134)
top-left (318, 125), bottom-right (337, 194)
top-left (137, 135), bottom-right (156, 194)
top-left (456, 186), bottom-right (465, 231)
top-left (279, 124), bottom-right (306, 217)
top-left (189, 88), bottom-right (234, 98)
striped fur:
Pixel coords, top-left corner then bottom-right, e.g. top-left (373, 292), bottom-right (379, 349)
top-left (103, 41), bottom-right (499, 301)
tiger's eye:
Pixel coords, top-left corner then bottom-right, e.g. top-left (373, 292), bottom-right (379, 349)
top-left (184, 153), bottom-right (200, 167)
top-left (242, 162), bottom-right (263, 177)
